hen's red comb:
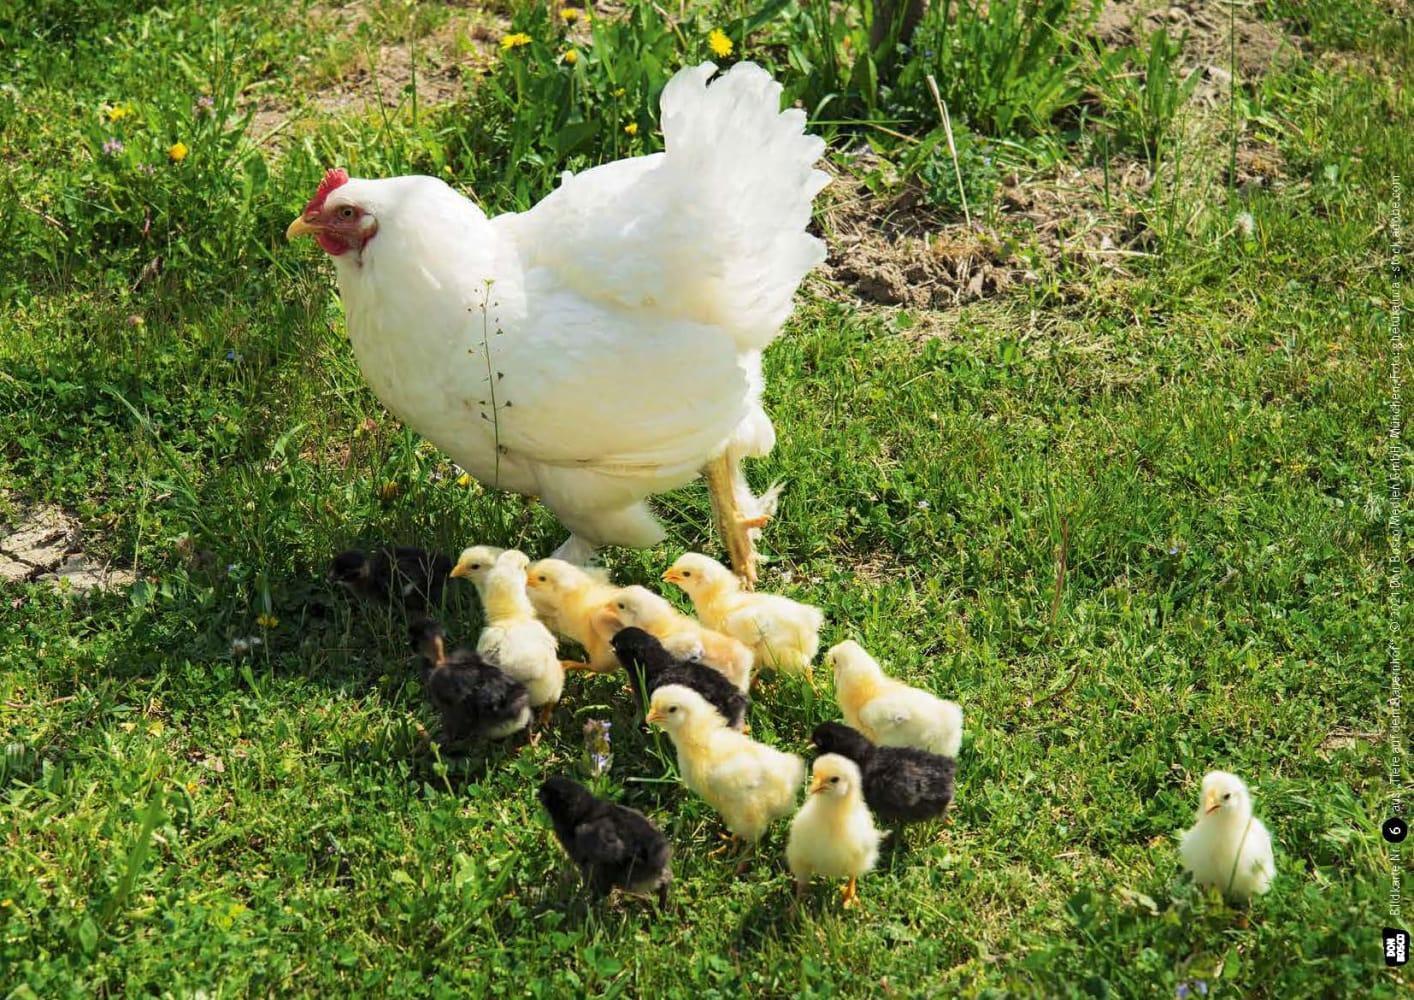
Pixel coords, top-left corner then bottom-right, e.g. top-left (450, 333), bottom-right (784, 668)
top-left (304, 168), bottom-right (349, 214)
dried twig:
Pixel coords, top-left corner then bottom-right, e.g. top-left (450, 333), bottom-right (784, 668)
top-left (926, 74), bottom-right (971, 228)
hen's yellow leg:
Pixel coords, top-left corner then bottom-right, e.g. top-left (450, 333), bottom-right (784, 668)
top-left (704, 454), bottom-right (761, 589)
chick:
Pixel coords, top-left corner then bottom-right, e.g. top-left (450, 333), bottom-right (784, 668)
top-left (663, 552), bottom-right (824, 676)
top-left (456, 548), bottom-right (565, 729)
top-left (1178, 771), bottom-right (1275, 902)
top-left (811, 722), bottom-right (954, 829)
top-left (538, 776), bottom-right (673, 907)
top-left (828, 641), bottom-right (963, 757)
top-left (409, 618), bottom-right (531, 742)
top-left (525, 557), bottom-right (620, 673)
top-left (786, 754), bottom-right (883, 907)
top-left (646, 685), bottom-right (802, 870)
top-left (601, 585), bottom-right (754, 692)
top-left (612, 627), bottom-right (749, 732)
top-left (330, 546), bottom-right (454, 609)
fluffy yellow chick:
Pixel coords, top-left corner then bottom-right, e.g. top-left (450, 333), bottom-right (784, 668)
top-left (663, 552), bottom-right (824, 676)
top-left (524, 557), bottom-right (619, 673)
top-left (448, 544), bottom-right (505, 590)
top-left (1179, 771), bottom-right (1275, 902)
top-left (459, 549), bottom-right (564, 728)
top-left (828, 641), bottom-right (962, 757)
top-left (599, 585), bottom-right (754, 691)
top-left (786, 754), bottom-right (882, 907)
top-left (646, 684), bottom-right (802, 869)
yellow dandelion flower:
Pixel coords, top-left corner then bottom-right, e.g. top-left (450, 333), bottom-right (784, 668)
top-left (500, 32), bottom-right (532, 51)
top-left (562, 49), bottom-right (578, 65)
top-left (167, 141), bottom-right (189, 162)
top-left (708, 28), bottom-right (733, 58)
top-left (106, 104), bottom-right (132, 123)
top-left (624, 122), bottom-right (639, 136)
top-left (560, 7), bottom-right (580, 21)
top-left (613, 87), bottom-right (626, 98)
top-left (256, 613), bottom-right (279, 629)
top-left (456, 473), bottom-right (472, 488)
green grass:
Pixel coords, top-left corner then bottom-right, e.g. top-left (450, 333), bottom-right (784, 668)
top-left (1, 1), bottom-right (1407, 996)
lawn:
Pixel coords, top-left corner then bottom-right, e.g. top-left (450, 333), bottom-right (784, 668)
top-left (0, 1), bottom-right (1407, 996)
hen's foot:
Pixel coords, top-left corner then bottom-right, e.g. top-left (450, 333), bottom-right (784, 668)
top-left (549, 534), bottom-right (598, 566)
top-left (703, 454), bottom-right (764, 589)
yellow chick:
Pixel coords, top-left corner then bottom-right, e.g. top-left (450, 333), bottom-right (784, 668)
top-left (828, 640), bottom-right (963, 757)
top-left (663, 552), bottom-right (824, 676)
top-left (1179, 771), bottom-right (1275, 902)
top-left (786, 754), bottom-right (882, 907)
top-left (646, 684), bottom-right (803, 869)
top-left (601, 585), bottom-right (753, 691)
top-left (457, 548), bottom-right (563, 728)
top-left (448, 544), bottom-right (505, 589)
top-left (524, 557), bottom-right (619, 673)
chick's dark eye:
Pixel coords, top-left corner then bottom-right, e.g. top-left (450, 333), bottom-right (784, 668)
top-left (683, 571), bottom-right (691, 577)
top-left (1223, 793), bottom-right (1232, 800)
top-left (538, 575), bottom-right (546, 582)
top-left (829, 776), bottom-right (840, 784)
top-left (667, 706), bottom-right (677, 713)
top-left (617, 603), bottom-right (625, 610)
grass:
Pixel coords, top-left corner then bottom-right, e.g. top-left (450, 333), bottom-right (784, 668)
top-left (0, 1), bottom-right (1407, 996)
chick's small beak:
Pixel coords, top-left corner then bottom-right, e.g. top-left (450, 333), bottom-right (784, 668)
top-left (1203, 792), bottom-right (1221, 815)
top-left (525, 573), bottom-right (539, 588)
top-left (286, 215), bottom-right (318, 240)
top-left (808, 776), bottom-right (827, 795)
top-left (661, 569), bottom-right (680, 584)
top-left (645, 709), bottom-right (664, 725)
top-left (448, 562), bottom-right (470, 580)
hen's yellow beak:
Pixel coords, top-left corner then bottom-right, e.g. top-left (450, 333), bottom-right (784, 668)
top-left (808, 775), bottom-right (828, 795)
top-left (645, 708), bottom-right (665, 725)
top-left (286, 215), bottom-right (317, 240)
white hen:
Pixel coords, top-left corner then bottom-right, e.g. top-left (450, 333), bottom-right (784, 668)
top-left (287, 62), bottom-right (828, 585)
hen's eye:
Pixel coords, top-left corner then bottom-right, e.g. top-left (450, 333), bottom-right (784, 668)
top-left (338, 206), bottom-right (356, 220)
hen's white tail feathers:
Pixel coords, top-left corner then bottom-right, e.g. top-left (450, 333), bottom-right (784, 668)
top-left (660, 63), bottom-right (829, 351)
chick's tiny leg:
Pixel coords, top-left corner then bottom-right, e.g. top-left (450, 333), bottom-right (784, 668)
top-left (560, 659), bottom-right (594, 673)
top-left (841, 876), bottom-right (859, 908)
top-left (704, 453), bottom-right (760, 589)
top-left (732, 841), bottom-right (757, 877)
top-left (537, 703), bottom-right (555, 728)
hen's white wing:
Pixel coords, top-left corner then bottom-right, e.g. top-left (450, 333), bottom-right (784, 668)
top-left (501, 62), bottom-right (829, 355)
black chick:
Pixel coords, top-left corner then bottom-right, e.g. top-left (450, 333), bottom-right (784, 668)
top-left (537, 775), bottom-right (672, 907)
top-left (409, 619), bottom-right (531, 743)
top-left (811, 721), bottom-right (955, 825)
top-left (611, 627), bottom-right (749, 731)
top-left (331, 546), bottom-right (454, 609)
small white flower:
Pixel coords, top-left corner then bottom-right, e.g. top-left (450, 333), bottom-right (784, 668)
top-left (916, 500), bottom-right (930, 510)
top-left (1235, 211), bottom-right (1255, 238)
